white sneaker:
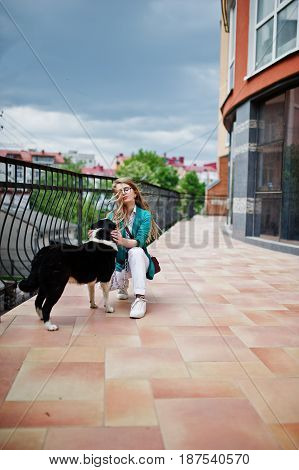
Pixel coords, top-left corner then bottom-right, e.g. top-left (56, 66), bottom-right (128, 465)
top-left (130, 297), bottom-right (147, 319)
top-left (117, 288), bottom-right (129, 300)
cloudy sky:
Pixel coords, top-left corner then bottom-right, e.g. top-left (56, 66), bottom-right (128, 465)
top-left (0, 0), bottom-right (221, 168)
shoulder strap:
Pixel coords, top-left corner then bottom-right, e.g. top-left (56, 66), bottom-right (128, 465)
top-left (124, 226), bottom-right (134, 239)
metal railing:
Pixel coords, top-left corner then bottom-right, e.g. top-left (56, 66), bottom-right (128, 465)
top-left (0, 156), bottom-right (195, 313)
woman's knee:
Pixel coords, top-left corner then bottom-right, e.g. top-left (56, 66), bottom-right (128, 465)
top-left (128, 247), bottom-right (143, 258)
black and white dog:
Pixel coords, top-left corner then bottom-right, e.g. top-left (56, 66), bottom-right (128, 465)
top-left (19, 218), bottom-right (117, 331)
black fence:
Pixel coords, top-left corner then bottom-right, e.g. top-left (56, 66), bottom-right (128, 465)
top-left (0, 156), bottom-right (196, 313)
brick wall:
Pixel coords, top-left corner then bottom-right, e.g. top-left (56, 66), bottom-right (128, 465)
top-left (205, 155), bottom-right (228, 215)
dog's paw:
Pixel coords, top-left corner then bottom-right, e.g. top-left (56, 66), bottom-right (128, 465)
top-left (44, 321), bottom-right (59, 331)
top-left (36, 307), bottom-right (43, 320)
top-left (105, 305), bottom-right (114, 313)
top-left (90, 303), bottom-right (98, 309)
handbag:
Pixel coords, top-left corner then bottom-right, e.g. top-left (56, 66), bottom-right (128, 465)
top-left (124, 226), bottom-right (161, 275)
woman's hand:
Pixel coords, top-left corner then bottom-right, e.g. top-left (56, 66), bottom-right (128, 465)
top-left (88, 229), bottom-right (93, 238)
top-left (111, 229), bottom-right (124, 246)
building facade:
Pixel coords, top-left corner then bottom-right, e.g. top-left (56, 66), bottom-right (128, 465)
top-left (220, 0), bottom-right (299, 254)
top-left (64, 150), bottom-right (96, 167)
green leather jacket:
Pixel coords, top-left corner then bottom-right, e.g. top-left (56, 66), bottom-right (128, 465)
top-left (107, 205), bottom-right (155, 280)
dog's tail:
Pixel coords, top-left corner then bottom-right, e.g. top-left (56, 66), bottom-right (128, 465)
top-left (18, 247), bottom-right (48, 292)
top-left (19, 271), bottom-right (39, 292)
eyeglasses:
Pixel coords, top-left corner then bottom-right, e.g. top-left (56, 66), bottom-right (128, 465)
top-left (119, 187), bottom-right (132, 194)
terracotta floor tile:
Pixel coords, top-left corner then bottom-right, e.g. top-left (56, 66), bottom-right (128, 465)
top-left (253, 378), bottom-right (299, 423)
top-left (81, 317), bottom-right (138, 336)
top-left (44, 426), bottom-right (164, 450)
top-left (0, 401), bottom-right (29, 427)
top-left (138, 326), bottom-right (177, 348)
top-left (151, 378), bottom-right (243, 399)
top-left (252, 348), bottom-right (299, 376)
top-left (24, 347), bottom-right (67, 362)
top-left (241, 361), bottom-right (274, 378)
top-left (73, 334), bottom-right (141, 348)
top-left (7, 361), bottom-right (104, 401)
top-left (0, 400), bottom-right (103, 428)
top-left (285, 348), bottom-right (299, 362)
top-left (170, 326), bottom-right (220, 336)
top-left (105, 379), bottom-right (157, 426)
top-left (231, 326), bottom-right (299, 348)
top-left (187, 361), bottom-right (247, 379)
top-left (236, 379), bottom-right (279, 424)
top-left (62, 346), bottom-right (105, 363)
top-left (223, 295), bottom-right (286, 310)
top-left (197, 294), bottom-right (230, 304)
top-left (155, 398), bottom-right (280, 449)
top-left (138, 305), bottom-right (209, 327)
top-left (5, 362), bottom-right (58, 401)
top-left (23, 400), bottom-right (103, 427)
top-left (242, 311), bottom-right (280, 326)
top-left (225, 336), bottom-right (259, 362)
top-left (0, 362), bottom-right (24, 404)
top-left (38, 362), bottom-right (104, 401)
top-left (269, 424), bottom-right (297, 450)
top-left (106, 347), bottom-right (189, 379)
top-left (0, 324), bottom-right (73, 347)
top-left (284, 423), bottom-right (299, 448)
top-left (175, 336), bottom-right (236, 362)
top-left (0, 427), bottom-right (47, 449)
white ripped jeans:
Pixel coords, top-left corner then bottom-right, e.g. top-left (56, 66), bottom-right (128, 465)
top-left (116, 247), bottom-right (149, 295)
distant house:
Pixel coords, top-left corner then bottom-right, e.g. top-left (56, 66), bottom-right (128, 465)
top-left (81, 165), bottom-right (115, 178)
top-left (64, 150), bottom-right (96, 168)
top-left (113, 153), bottom-right (130, 171)
top-left (166, 156), bottom-right (186, 177)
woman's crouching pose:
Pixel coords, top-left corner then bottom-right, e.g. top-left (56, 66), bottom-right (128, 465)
top-left (108, 177), bottom-right (160, 319)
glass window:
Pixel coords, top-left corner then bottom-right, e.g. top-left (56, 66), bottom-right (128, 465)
top-left (257, 0), bottom-right (275, 23)
top-left (276, 0), bottom-right (298, 57)
top-left (258, 94), bottom-right (285, 144)
top-left (281, 86), bottom-right (299, 241)
top-left (256, 142), bottom-right (283, 191)
top-left (255, 194), bottom-right (281, 238)
top-left (256, 19), bottom-right (274, 68)
top-left (251, 0), bottom-right (299, 73)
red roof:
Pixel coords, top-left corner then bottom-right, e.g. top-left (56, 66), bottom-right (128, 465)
top-left (81, 165), bottom-right (115, 177)
top-left (0, 149), bottom-right (64, 164)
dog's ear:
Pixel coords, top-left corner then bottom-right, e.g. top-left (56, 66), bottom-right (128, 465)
top-left (108, 220), bottom-right (116, 230)
top-left (90, 219), bottom-right (103, 230)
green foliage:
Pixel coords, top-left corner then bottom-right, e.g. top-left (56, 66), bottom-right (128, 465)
top-left (178, 171), bottom-right (206, 214)
top-left (116, 149), bottom-right (179, 190)
top-left (61, 157), bottom-right (85, 173)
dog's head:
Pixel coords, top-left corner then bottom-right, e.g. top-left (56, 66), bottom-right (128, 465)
top-left (90, 218), bottom-right (116, 242)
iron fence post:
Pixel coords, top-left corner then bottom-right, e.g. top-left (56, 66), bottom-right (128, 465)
top-left (77, 175), bottom-right (83, 244)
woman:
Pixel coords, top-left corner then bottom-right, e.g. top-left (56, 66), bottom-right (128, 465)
top-left (107, 177), bottom-right (160, 318)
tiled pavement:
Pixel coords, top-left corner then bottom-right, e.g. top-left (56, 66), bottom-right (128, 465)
top-left (1, 215), bottom-right (299, 450)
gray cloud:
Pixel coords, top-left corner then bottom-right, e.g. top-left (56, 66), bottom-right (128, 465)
top-left (0, 0), bottom-right (220, 164)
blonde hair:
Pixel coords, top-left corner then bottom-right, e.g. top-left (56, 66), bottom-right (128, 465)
top-left (108, 177), bottom-right (161, 243)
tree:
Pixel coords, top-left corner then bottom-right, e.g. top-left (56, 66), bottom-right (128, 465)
top-left (116, 149), bottom-right (179, 190)
top-left (178, 171), bottom-right (206, 214)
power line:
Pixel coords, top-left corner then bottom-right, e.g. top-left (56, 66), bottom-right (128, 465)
top-left (2, 115), bottom-right (36, 146)
top-left (0, 0), bottom-right (112, 169)
top-left (4, 111), bottom-right (38, 143)
top-left (163, 129), bottom-right (212, 155)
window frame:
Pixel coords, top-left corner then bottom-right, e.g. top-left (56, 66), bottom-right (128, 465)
top-left (227, 1), bottom-right (237, 93)
top-left (247, 0), bottom-right (299, 78)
